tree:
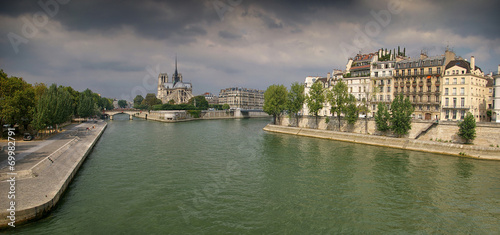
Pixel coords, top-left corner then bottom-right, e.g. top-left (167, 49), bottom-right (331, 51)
top-left (287, 82), bottom-right (305, 127)
top-left (306, 81), bottom-right (325, 127)
top-left (142, 93), bottom-right (162, 109)
top-left (78, 89), bottom-right (95, 118)
top-left (263, 84), bottom-right (288, 124)
top-left (222, 104), bottom-right (230, 110)
top-left (188, 96), bottom-right (209, 110)
top-left (32, 84), bottom-right (72, 131)
top-left (0, 70), bottom-right (36, 132)
top-left (375, 102), bottom-right (390, 132)
top-left (133, 95), bottom-right (144, 108)
top-left (390, 94), bottom-right (414, 137)
top-left (458, 112), bottom-right (476, 144)
top-left (327, 79), bottom-right (349, 130)
top-left (345, 95), bottom-right (358, 125)
top-left (118, 100), bottom-right (128, 108)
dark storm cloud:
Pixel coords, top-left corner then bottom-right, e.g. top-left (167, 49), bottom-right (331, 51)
top-left (218, 30), bottom-right (242, 39)
top-left (0, 0), bottom-right (215, 42)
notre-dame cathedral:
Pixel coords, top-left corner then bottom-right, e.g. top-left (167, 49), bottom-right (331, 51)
top-left (157, 57), bottom-right (194, 104)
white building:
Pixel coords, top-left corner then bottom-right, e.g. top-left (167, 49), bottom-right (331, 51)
top-left (303, 76), bottom-right (331, 116)
top-left (493, 65), bottom-right (500, 122)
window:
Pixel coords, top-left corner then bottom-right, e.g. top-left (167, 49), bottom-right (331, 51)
top-left (461, 98), bottom-right (465, 107)
top-left (428, 68), bottom-right (432, 74)
top-left (461, 77), bottom-right (465, 84)
top-left (446, 71), bottom-right (450, 75)
top-left (460, 87), bottom-right (464, 95)
top-left (380, 95), bottom-right (383, 101)
top-left (461, 110), bottom-right (465, 119)
top-left (387, 95), bottom-right (390, 101)
top-left (402, 70), bottom-right (405, 76)
top-left (437, 67), bottom-right (441, 74)
top-left (453, 110), bottom-right (457, 119)
top-left (452, 88), bottom-right (457, 95)
top-left (462, 70), bottom-right (465, 74)
top-left (445, 88), bottom-right (449, 95)
top-left (453, 78), bottom-right (457, 84)
top-left (414, 69), bottom-right (418, 75)
top-left (453, 98), bottom-right (457, 107)
top-left (445, 98), bottom-right (449, 106)
top-left (445, 78), bottom-right (449, 84)
top-left (445, 110), bottom-right (449, 119)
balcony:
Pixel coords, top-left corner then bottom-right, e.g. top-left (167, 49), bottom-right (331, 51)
top-left (405, 82), bottom-right (411, 87)
top-left (435, 81), bottom-right (440, 86)
top-left (442, 105), bottom-right (470, 109)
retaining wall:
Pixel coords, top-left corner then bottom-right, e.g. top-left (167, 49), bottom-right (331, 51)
top-left (264, 124), bottom-right (500, 160)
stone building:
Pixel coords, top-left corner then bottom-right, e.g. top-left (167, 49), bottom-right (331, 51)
top-left (441, 57), bottom-right (488, 122)
top-left (492, 65), bottom-right (500, 122)
top-left (218, 87), bottom-right (264, 110)
top-left (157, 58), bottom-right (194, 104)
top-left (393, 49), bottom-right (456, 120)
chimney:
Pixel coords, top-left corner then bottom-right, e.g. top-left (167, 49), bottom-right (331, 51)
top-left (497, 64), bottom-right (500, 74)
top-left (471, 56), bottom-right (475, 71)
top-left (327, 72), bottom-right (331, 79)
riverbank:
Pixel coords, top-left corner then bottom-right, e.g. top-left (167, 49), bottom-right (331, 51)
top-left (0, 121), bottom-right (107, 229)
top-left (134, 109), bottom-right (270, 123)
top-left (263, 124), bottom-right (500, 160)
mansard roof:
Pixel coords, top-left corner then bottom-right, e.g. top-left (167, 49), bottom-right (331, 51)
top-left (445, 60), bottom-right (482, 73)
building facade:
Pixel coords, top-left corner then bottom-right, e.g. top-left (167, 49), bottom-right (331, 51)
top-left (393, 50), bottom-right (456, 120)
top-left (157, 58), bottom-right (194, 104)
top-left (492, 65), bottom-right (500, 122)
top-left (202, 92), bottom-right (219, 105)
top-left (441, 57), bottom-right (487, 122)
top-left (218, 87), bottom-right (264, 110)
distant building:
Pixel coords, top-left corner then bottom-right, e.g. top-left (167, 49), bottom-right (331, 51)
top-left (202, 92), bottom-right (219, 105)
top-left (218, 87), bottom-right (264, 110)
top-left (492, 65), bottom-right (500, 122)
top-left (441, 57), bottom-right (487, 122)
top-left (157, 57), bottom-right (194, 104)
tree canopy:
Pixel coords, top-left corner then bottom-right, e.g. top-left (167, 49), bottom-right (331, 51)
top-left (118, 100), bottom-right (128, 108)
top-left (0, 70), bottom-right (36, 130)
top-left (458, 112), bottom-right (476, 144)
top-left (263, 84), bottom-right (288, 124)
top-left (390, 94), bottom-right (414, 137)
top-left (287, 82), bottom-right (305, 127)
top-left (375, 102), bottom-right (390, 132)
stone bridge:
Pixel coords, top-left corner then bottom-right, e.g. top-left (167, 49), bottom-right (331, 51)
top-left (103, 110), bottom-right (142, 120)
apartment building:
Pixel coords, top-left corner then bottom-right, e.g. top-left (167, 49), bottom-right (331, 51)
top-left (218, 87), bottom-right (264, 110)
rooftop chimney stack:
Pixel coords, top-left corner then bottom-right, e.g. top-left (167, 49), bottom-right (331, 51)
top-left (498, 64), bottom-right (500, 74)
top-left (471, 56), bottom-right (475, 72)
top-left (327, 72), bottom-right (331, 79)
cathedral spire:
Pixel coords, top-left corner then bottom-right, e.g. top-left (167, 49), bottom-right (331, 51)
top-left (174, 54), bottom-right (179, 83)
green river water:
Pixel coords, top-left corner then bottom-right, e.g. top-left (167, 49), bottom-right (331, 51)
top-left (11, 116), bottom-right (500, 234)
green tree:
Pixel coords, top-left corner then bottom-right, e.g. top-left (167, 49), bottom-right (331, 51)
top-left (375, 102), bottom-right (390, 132)
top-left (287, 82), bottom-right (305, 127)
top-left (345, 95), bottom-right (358, 125)
top-left (32, 84), bottom-right (73, 131)
top-left (188, 96), bottom-right (209, 110)
top-left (458, 112), bottom-right (476, 144)
top-left (142, 93), bottom-right (162, 109)
top-left (222, 104), bottom-right (230, 110)
top-left (0, 70), bottom-right (36, 131)
top-left (327, 79), bottom-right (349, 130)
top-left (306, 81), bottom-right (325, 128)
top-left (263, 84), bottom-right (288, 124)
top-left (78, 89), bottom-right (95, 118)
top-left (118, 100), bottom-right (128, 108)
top-left (133, 95), bottom-right (144, 108)
top-left (390, 94), bottom-right (414, 137)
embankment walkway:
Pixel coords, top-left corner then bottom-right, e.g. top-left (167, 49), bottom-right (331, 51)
top-left (263, 124), bottom-right (500, 161)
top-left (0, 120), bottom-right (107, 229)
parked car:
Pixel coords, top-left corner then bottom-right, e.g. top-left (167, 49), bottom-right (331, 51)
top-left (23, 133), bottom-right (34, 141)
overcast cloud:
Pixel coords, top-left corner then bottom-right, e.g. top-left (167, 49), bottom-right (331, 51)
top-left (1, 0), bottom-right (499, 101)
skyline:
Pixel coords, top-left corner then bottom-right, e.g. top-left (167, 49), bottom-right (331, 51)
top-left (1, 0), bottom-right (499, 101)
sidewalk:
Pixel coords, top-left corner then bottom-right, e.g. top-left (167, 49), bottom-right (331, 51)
top-left (0, 120), bottom-right (107, 229)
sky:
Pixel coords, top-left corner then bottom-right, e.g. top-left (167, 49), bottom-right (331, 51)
top-left (1, 0), bottom-right (499, 101)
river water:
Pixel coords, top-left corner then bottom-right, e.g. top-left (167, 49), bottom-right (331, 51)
top-left (12, 116), bottom-right (500, 234)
